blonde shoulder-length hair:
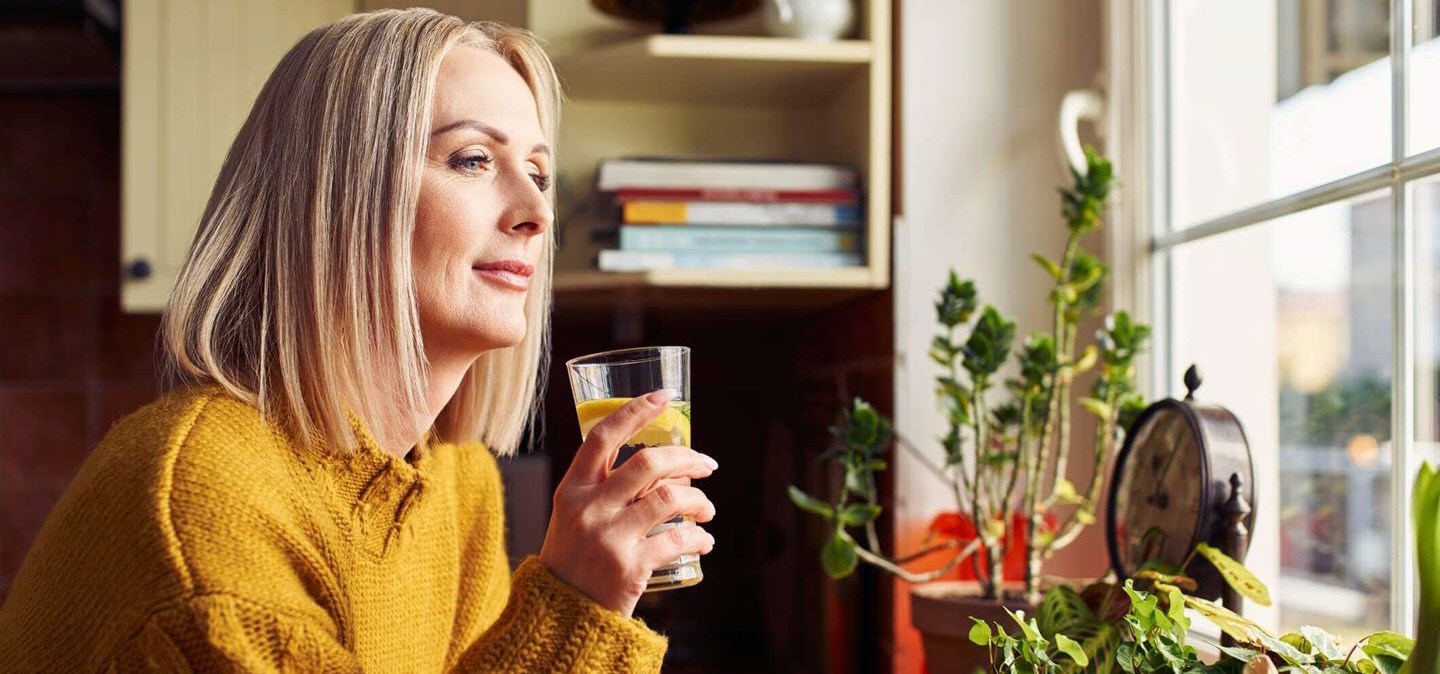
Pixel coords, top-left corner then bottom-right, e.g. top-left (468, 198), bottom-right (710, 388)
top-left (160, 8), bottom-right (559, 456)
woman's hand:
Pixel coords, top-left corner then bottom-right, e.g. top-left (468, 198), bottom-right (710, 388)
top-left (539, 390), bottom-right (718, 618)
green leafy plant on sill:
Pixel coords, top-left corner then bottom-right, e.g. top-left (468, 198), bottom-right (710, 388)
top-left (967, 462), bottom-right (1440, 674)
top-left (786, 147), bottom-right (1151, 603)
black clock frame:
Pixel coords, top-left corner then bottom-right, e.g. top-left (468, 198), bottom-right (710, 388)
top-left (1105, 377), bottom-right (1258, 602)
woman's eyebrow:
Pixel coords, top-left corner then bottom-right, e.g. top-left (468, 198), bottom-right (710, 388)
top-left (431, 119), bottom-right (550, 157)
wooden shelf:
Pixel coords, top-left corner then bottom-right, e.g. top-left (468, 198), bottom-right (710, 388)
top-left (555, 266), bottom-right (881, 292)
top-left (555, 34), bottom-right (873, 105)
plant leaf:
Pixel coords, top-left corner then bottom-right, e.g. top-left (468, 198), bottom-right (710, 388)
top-left (1037, 585), bottom-right (1095, 637)
top-left (1079, 397), bottom-right (1113, 420)
top-left (1216, 645), bottom-right (1265, 662)
top-left (968, 618), bottom-right (992, 646)
top-left (1296, 625), bottom-right (1342, 662)
top-left (787, 486), bottom-right (834, 519)
top-left (1006, 609), bottom-right (1045, 644)
top-left (1053, 478), bottom-right (1084, 505)
top-left (838, 504), bottom-right (882, 527)
top-left (1116, 644), bottom-right (1136, 673)
top-left (1054, 634), bottom-right (1090, 668)
top-left (1181, 595), bottom-right (1271, 644)
top-left (1361, 632), bottom-right (1415, 662)
top-left (1195, 542), bottom-right (1273, 606)
top-left (1256, 634), bottom-right (1314, 666)
top-left (1370, 655), bottom-right (1405, 674)
top-left (1074, 623), bottom-right (1120, 674)
top-left (1032, 253), bottom-right (1063, 280)
top-left (821, 531), bottom-right (858, 579)
top-left (844, 470), bottom-right (873, 499)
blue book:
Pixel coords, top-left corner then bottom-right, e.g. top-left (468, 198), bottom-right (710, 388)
top-left (618, 225), bottom-right (861, 254)
top-left (598, 250), bottom-right (863, 271)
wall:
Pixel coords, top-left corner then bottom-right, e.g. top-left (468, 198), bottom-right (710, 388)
top-left (894, 1), bottom-right (1104, 672)
top-left (0, 20), bottom-right (156, 601)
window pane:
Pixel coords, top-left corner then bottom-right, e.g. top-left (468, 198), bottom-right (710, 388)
top-left (1412, 0), bottom-right (1440, 154)
top-left (1169, 190), bottom-right (1394, 641)
top-left (1171, 0), bottom-right (1391, 230)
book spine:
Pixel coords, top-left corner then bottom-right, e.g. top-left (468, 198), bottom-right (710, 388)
top-left (619, 226), bottom-right (860, 254)
top-left (598, 250), bottom-right (863, 271)
top-left (611, 187), bottom-right (860, 204)
top-left (622, 201), bottom-right (861, 226)
top-left (598, 160), bottom-right (857, 191)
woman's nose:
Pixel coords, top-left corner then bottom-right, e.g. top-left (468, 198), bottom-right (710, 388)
top-left (502, 170), bottom-right (552, 237)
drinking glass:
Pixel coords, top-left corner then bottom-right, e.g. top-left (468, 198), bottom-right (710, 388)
top-left (566, 346), bottom-right (701, 591)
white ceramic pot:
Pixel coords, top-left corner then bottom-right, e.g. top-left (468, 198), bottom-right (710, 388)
top-left (761, 0), bottom-right (855, 40)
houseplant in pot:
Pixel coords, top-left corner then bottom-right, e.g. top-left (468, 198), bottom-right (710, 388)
top-left (968, 459), bottom-right (1440, 674)
top-left (788, 147), bottom-right (1151, 672)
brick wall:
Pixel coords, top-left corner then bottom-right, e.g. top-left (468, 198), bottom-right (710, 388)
top-left (0, 21), bottom-right (155, 601)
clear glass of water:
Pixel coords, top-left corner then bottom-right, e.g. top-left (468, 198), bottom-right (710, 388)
top-left (566, 346), bottom-right (701, 592)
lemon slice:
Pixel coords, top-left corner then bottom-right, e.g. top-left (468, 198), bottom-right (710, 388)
top-left (576, 397), bottom-right (691, 447)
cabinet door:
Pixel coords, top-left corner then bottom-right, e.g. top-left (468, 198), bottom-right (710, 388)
top-left (122, 0), bottom-right (355, 312)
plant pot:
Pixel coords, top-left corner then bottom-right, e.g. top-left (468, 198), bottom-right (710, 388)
top-left (910, 581), bottom-right (1035, 674)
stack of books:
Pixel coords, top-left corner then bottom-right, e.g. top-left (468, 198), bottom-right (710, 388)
top-left (591, 157), bottom-right (864, 272)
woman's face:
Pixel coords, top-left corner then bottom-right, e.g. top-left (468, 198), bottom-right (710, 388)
top-left (414, 46), bottom-right (551, 359)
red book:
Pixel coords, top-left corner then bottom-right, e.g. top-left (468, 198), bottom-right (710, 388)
top-left (614, 187), bottom-right (859, 205)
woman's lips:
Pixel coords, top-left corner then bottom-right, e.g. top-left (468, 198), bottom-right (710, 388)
top-left (472, 259), bottom-right (534, 292)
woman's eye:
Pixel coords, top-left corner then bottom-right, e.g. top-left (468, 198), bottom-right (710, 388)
top-left (532, 174), bottom-right (552, 192)
top-left (451, 153), bottom-right (492, 173)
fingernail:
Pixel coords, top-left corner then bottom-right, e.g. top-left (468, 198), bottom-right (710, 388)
top-left (644, 390), bottom-right (672, 406)
top-left (707, 533), bottom-right (716, 548)
top-left (699, 453), bottom-right (719, 470)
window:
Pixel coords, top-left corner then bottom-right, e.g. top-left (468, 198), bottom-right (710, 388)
top-left (1123, 0), bottom-right (1440, 640)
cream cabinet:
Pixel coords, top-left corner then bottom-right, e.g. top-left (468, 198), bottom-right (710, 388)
top-left (122, 0), bottom-right (355, 311)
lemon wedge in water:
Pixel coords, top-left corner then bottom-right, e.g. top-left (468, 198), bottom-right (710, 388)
top-left (576, 397), bottom-right (691, 447)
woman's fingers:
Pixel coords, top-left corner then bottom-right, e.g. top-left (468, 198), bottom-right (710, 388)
top-left (621, 483), bottom-right (715, 535)
top-left (641, 521), bottom-right (714, 570)
top-left (564, 390), bottom-right (671, 485)
top-left (605, 445), bottom-right (717, 503)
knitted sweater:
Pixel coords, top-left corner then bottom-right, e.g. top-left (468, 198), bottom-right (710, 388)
top-left (0, 384), bottom-right (667, 673)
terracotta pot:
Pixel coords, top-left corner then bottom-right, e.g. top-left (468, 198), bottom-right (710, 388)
top-left (910, 581), bottom-right (1035, 674)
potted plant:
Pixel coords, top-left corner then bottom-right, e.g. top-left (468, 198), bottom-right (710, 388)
top-left (969, 467), bottom-right (1440, 674)
top-left (970, 559), bottom-right (1417, 674)
top-left (787, 147), bottom-right (1152, 672)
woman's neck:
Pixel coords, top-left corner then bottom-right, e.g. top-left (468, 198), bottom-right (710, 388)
top-left (374, 348), bottom-right (477, 460)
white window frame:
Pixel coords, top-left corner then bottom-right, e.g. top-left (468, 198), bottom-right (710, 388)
top-left (1107, 0), bottom-right (1438, 635)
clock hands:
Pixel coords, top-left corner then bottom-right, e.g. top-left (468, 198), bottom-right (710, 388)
top-left (1146, 419), bottom-right (1187, 509)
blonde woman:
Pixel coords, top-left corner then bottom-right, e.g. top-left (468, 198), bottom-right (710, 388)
top-left (0, 9), bottom-right (716, 673)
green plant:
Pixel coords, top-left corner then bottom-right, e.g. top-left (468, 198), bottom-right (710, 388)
top-left (1402, 461), bottom-right (1440, 674)
top-left (788, 147), bottom-right (1151, 602)
top-left (970, 544), bottom-right (1416, 674)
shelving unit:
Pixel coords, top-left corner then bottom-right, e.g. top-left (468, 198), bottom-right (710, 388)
top-left (554, 34), bottom-right (873, 105)
top-left (529, 1), bottom-right (892, 302)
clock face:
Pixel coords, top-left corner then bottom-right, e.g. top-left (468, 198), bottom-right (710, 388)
top-left (1112, 407), bottom-right (1207, 573)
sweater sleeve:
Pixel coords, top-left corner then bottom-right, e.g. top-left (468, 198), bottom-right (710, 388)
top-left (450, 556), bottom-right (667, 674)
top-left (104, 594), bottom-right (363, 674)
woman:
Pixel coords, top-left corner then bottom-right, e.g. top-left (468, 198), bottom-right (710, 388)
top-left (0, 9), bottom-right (716, 673)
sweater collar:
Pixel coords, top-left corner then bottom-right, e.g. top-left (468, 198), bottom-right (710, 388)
top-left (313, 413), bottom-right (434, 556)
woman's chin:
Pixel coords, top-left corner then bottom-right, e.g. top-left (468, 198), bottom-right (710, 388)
top-left (470, 320), bottom-right (528, 351)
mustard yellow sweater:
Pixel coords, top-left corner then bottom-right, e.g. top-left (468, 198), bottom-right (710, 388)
top-left (0, 384), bottom-right (667, 673)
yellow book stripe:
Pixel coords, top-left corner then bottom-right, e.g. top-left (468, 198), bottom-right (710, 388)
top-left (624, 202), bottom-right (687, 224)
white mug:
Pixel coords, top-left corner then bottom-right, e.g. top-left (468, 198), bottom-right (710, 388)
top-left (761, 0), bottom-right (855, 41)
